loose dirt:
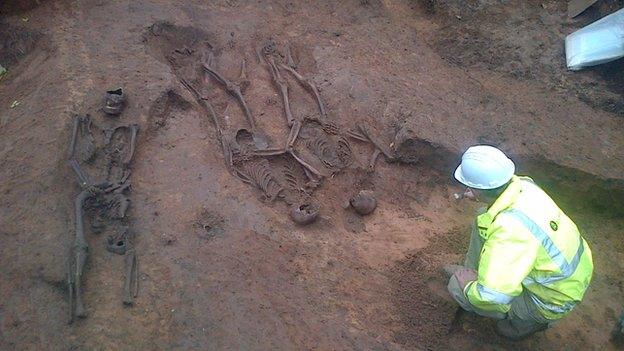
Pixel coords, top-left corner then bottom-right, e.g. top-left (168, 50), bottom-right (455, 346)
top-left (1, 0), bottom-right (623, 350)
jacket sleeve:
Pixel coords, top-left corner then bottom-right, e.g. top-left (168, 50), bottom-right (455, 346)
top-left (464, 215), bottom-right (539, 313)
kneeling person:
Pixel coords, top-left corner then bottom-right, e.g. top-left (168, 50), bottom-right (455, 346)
top-left (447, 145), bottom-right (593, 340)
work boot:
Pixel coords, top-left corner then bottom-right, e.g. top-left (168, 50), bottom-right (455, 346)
top-left (442, 264), bottom-right (464, 278)
top-left (495, 318), bottom-right (548, 341)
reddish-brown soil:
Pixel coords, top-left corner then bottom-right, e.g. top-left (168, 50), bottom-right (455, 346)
top-left (1, 1), bottom-right (623, 350)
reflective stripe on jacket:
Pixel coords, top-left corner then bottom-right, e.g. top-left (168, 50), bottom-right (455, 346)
top-left (464, 175), bottom-right (593, 320)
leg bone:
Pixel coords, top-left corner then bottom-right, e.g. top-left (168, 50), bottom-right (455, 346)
top-left (203, 64), bottom-right (256, 130)
top-left (280, 63), bottom-right (326, 118)
top-left (268, 57), bottom-right (294, 126)
top-left (122, 248), bottom-right (138, 305)
top-left (123, 124), bottom-right (139, 166)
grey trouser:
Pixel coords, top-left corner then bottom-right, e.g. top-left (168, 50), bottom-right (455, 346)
top-left (447, 210), bottom-right (551, 326)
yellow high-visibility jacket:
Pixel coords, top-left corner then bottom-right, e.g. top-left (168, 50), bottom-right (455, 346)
top-left (464, 176), bottom-right (593, 320)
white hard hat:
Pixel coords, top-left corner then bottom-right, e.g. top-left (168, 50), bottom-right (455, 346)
top-left (454, 145), bottom-right (515, 189)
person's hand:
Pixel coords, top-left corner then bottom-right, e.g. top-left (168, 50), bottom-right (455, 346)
top-left (454, 268), bottom-right (477, 290)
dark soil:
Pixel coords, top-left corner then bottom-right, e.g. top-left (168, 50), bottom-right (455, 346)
top-left (426, 0), bottom-right (624, 116)
top-left (0, 21), bottom-right (40, 69)
top-left (389, 227), bottom-right (468, 349)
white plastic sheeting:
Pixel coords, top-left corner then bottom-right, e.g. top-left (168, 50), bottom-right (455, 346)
top-left (565, 8), bottom-right (624, 70)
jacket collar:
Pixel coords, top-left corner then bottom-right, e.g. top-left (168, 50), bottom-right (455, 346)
top-left (476, 175), bottom-right (522, 233)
